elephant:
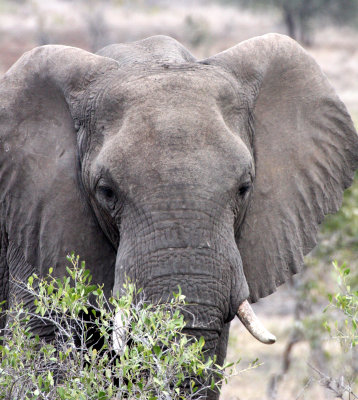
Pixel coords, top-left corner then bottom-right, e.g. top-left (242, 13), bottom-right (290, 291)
top-left (0, 33), bottom-right (357, 398)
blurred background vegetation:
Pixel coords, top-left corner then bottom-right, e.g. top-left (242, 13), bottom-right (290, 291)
top-left (223, 0), bottom-right (358, 45)
top-left (0, 0), bottom-right (357, 398)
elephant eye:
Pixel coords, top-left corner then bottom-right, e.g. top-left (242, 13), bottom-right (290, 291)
top-left (97, 185), bottom-right (117, 209)
top-left (238, 182), bottom-right (251, 197)
top-left (98, 186), bottom-right (115, 200)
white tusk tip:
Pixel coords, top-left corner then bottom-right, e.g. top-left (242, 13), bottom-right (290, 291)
top-left (237, 300), bottom-right (276, 345)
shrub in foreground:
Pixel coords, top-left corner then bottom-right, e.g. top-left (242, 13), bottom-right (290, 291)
top-left (0, 255), bottom-right (244, 400)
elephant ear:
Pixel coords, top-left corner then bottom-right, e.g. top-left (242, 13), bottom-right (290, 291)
top-left (0, 46), bottom-right (119, 297)
top-left (204, 34), bottom-right (358, 302)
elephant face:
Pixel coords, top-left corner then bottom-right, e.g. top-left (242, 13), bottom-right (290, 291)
top-left (82, 69), bottom-right (254, 345)
top-left (1, 34), bottom-right (357, 398)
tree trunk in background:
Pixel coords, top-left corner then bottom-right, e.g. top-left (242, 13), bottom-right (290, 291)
top-left (298, 5), bottom-right (313, 46)
top-left (283, 8), bottom-right (297, 40)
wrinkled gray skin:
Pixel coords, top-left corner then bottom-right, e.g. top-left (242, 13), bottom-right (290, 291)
top-left (1, 34), bottom-right (358, 398)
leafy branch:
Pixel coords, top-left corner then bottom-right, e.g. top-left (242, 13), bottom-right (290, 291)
top-left (0, 254), bottom-right (255, 400)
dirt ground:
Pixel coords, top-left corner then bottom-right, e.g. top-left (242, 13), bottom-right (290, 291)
top-left (1, 1), bottom-right (357, 399)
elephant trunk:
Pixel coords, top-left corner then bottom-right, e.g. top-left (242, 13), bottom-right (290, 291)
top-left (113, 198), bottom-right (273, 353)
top-left (115, 249), bottom-right (240, 354)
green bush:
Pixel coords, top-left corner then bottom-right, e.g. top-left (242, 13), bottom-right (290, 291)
top-left (324, 261), bottom-right (358, 350)
top-left (0, 254), bottom-right (240, 400)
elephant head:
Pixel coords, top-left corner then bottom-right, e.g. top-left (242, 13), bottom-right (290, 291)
top-left (0, 34), bottom-right (357, 397)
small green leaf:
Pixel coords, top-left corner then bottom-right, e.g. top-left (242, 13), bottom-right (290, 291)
top-left (153, 345), bottom-right (161, 357)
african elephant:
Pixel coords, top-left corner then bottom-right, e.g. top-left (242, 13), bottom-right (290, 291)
top-left (0, 34), bottom-right (357, 398)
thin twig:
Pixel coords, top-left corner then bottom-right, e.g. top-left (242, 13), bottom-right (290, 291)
top-left (308, 363), bottom-right (358, 399)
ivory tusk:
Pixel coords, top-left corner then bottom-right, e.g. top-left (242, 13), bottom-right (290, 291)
top-left (236, 300), bottom-right (276, 344)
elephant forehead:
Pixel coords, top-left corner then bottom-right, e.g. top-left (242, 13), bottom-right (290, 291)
top-left (95, 113), bottom-right (252, 196)
top-left (122, 68), bottom-right (237, 102)
top-left (91, 67), bottom-right (253, 193)
top-left (95, 66), bottom-right (243, 122)
top-left (97, 67), bottom-right (248, 150)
